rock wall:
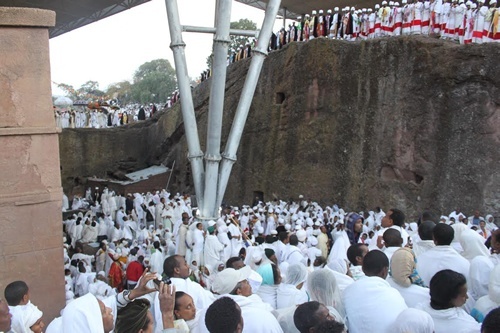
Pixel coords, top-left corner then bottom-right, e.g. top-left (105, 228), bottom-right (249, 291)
top-left (59, 36), bottom-right (500, 218)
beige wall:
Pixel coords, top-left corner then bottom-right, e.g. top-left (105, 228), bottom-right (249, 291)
top-left (0, 7), bottom-right (65, 322)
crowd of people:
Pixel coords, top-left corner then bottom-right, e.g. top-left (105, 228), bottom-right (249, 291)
top-left (54, 103), bottom-right (160, 129)
top-left (3, 188), bottom-right (499, 333)
top-left (275, 0), bottom-right (500, 46)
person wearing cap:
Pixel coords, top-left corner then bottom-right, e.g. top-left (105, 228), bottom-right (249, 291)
top-left (368, 7), bottom-right (376, 38)
top-left (401, 0), bottom-right (412, 35)
top-left (285, 234), bottom-right (307, 266)
top-left (204, 222), bottom-right (225, 271)
top-left (463, 1), bottom-right (475, 44)
top-left (330, 7), bottom-right (341, 38)
top-left (411, 0), bottom-right (424, 35)
top-left (228, 217), bottom-right (243, 257)
top-left (380, 1), bottom-right (391, 36)
top-left (393, 1), bottom-right (404, 36)
top-left (196, 267), bottom-right (283, 333)
top-left (421, 0), bottom-right (432, 35)
top-left (473, 0), bottom-right (488, 43)
top-left (374, 4), bottom-right (383, 36)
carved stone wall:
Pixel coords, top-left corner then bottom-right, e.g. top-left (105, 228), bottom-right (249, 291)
top-left (60, 36), bottom-right (500, 219)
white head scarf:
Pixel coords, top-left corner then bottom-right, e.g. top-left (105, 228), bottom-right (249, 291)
top-left (62, 293), bottom-right (104, 333)
top-left (392, 308), bottom-right (434, 333)
top-left (10, 302), bottom-right (43, 333)
top-left (460, 229), bottom-right (490, 260)
top-left (488, 264), bottom-right (500, 304)
top-left (284, 264), bottom-right (308, 286)
top-left (307, 268), bottom-right (345, 318)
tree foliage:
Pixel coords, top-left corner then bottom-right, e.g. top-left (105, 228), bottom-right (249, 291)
top-left (206, 18), bottom-right (257, 69)
top-left (56, 80), bottom-right (105, 101)
top-left (55, 59), bottom-right (177, 105)
top-left (229, 19), bottom-right (257, 54)
top-left (131, 59), bottom-right (177, 104)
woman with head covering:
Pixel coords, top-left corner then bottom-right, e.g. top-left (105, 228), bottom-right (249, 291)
top-left (450, 223), bottom-right (468, 253)
top-left (484, 214), bottom-right (498, 232)
top-left (276, 264), bottom-right (309, 309)
top-left (307, 269), bottom-right (345, 322)
top-left (416, 269), bottom-right (481, 333)
top-left (460, 228), bottom-right (490, 261)
top-left (471, 264), bottom-right (500, 322)
top-left (469, 255), bottom-right (495, 301)
top-left (387, 247), bottom-right (430, 308)
top-left (46, 270), bottom-right (162, 333)
top-left (392, 308), bottom-right (434, 333)
top-left (256, 262), bottom-right (281, 309)
top-left (10, 302), bottom-right (44, 333)
top-left (325, 258), bottom-right (354, 293)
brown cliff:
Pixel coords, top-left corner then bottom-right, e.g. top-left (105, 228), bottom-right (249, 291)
top-left (59, 36), bottom-right (500, 218)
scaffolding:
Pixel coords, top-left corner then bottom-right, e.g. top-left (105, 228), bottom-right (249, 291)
top-left (164, 0), bottom-right (281, 219)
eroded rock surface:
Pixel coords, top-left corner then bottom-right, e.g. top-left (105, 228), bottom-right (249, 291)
top-left (59, 36), bottom-right (500, 217)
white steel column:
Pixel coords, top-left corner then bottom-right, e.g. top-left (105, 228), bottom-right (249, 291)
top-left (201, 0), bottom-right (232, 219)
top-left (164, 0), bottom-right (205, 210)
top-left (216, 0), bottom-right (282, 209)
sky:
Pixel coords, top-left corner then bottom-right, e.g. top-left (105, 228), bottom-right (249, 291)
top-left (49, 0), bottom-right (288, 96)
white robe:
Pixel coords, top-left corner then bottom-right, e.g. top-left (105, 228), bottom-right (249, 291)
top-left (343, 276), bottom-right (408, 333)
top-left (416, 245), bottom-right (471, 286)
top-left (387, 276), bottom-right (430, 308)
top-left (203, 234), bottom-right (224, 270)
top-left (276, 283), bottom-right (309, 309)
top-left (193, 294), bottom-right (283, 333)
top-left (416, 302), bottom-right (481, 333)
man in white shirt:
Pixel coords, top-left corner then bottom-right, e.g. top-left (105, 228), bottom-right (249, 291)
top-left (343, 250), bottom-right (407, 333)
top-left (412, 221), bottom-right (436, 257)
top-left (416, 223), bottom-right (470, 286)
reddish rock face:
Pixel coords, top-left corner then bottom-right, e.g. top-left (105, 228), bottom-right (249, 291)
top-left (60, 37), bottom-right (500, 219)
top-left (0, 7), bottom-right (65, 323)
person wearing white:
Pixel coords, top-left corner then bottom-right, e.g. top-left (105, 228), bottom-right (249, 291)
top-left (285, 234), bottom-right (307, 266)
top-left (471, 264), bottom-right (500, 322)
top-left (412, 221), bottom-right (436, 258)
top-left (307, 268), bottom-right (346, 323)
top-left (460, 228), bottom-right (491, 261)
top-left (9, 302), bottom-right (43, 333)
top-left (194, 266), bottom-right (283, 333)
top-left (325, 259), bottom-right (354, 293)
top-left (387, 248), bottom-right (430, 308)
top-left (416, 269), bottom-right (481, 333)
top-left (343, 250), bottom-right (407, 333)
top-left (276, 264), bottom-right (309, 309)
top-left (417, 223), bottom-right (470, 286)
top-left (391, 308), bottom-right (435, 333)
top-left (203, 224), bottom-right (225, 270)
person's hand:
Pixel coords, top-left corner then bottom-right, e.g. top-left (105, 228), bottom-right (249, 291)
top-left (159, 282), bottom-right (176, 329)
top-left (129, 268), bottom-right (158, 300)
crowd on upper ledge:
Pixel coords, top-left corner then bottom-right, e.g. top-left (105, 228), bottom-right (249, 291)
top-left (198, 0), bottom-right (499, 83)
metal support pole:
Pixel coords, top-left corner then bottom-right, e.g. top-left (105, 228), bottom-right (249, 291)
top-left (283, 7), bottom-right (287, 29)
top-left (164, 0), bottom-right (205, 210)
top-left (216, 0), bottom-right (282, 208)
top-left (201, 0), bottom-right (232, 219)
top-left (182, 25), bottom-right (259, 38)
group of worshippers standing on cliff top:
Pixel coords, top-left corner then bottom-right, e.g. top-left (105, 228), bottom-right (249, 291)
top-left (3, 190), bottom-right (500, 333)
top-left (273, 1), bottom-right (500, 45)
top-left (55, 103), bottom-right (160, 130)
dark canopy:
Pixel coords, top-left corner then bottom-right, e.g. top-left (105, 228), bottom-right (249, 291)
top-left (0, 0), bottom-right (151, 38)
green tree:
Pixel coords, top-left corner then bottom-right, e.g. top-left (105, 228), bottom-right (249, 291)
top-left (106, 80), bottom-right (133, 104)
top-left (55, 80), bottom-right (105, 101)
top-left (206, 18), bottom-right (257, 69)
top-left (131, 59), bottom-right (177, 104)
